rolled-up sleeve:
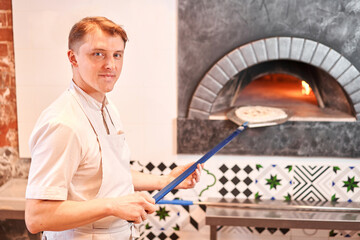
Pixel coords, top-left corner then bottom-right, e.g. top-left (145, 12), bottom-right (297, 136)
top-left (26, 120), bottom-right (82, 200)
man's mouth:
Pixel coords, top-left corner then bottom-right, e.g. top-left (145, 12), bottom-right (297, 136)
top-left (99, 73), bottom-right (116, 78)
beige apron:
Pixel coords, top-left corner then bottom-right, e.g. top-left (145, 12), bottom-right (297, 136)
top-left (42, 89), bottom-right (136, 240)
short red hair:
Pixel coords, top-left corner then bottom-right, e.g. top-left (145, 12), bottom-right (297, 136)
top-left (68, 16), bottom-right (128, 50)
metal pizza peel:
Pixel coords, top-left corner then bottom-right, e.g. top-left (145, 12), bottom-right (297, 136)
top-left (153, 106), bottom-right (291, 203)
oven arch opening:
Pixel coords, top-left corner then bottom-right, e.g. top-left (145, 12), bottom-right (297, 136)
top-left (210, 60), bottom-right (356, 122)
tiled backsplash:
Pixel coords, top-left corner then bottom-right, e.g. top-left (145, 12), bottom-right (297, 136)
top-left (133, 159), bottom-right (360, 239)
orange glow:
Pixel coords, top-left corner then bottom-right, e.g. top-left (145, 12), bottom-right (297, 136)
top-left (302, 81), bottom-right (311, 95)
top-left (233, 73), bottom-right (318, 107)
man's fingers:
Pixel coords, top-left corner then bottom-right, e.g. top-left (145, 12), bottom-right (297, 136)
top-left (142, 210), bottom-right (147, 221)
top-left (140, 192), bottom-right (155, 204)
top-left (195, 169), bottom-right (201, 181)
top-left (140, 193), bottom-right (156, 214)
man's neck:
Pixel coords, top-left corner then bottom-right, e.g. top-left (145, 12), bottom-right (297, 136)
top-left (72, 78), bottom-right (105, 103)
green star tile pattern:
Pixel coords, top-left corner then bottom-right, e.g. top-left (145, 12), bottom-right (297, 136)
top-left (155, 206), bottom-right (170, 221)
top-left (266, 174), bottom-right (282, 190)
top-left (343, 176), bottom-right (359, 192)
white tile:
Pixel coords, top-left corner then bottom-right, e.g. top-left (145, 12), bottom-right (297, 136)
top-left (13, 10), bottom-right (70, 50)
top-left (177, 228), bottom-right (209, 240)
top-left (14, 49), bottom-right (41, 85)
top-left (254, 235), bottom-right (289, 240)
top-left (291, 228), bottom-right (330, 237)
top-left (17, 85), bottom-right (68, 158)
top-left (143, 123), bottom-right (175, 162)
top-left (142, 87), bottom-right (176, 124)
top-left (291, 237), bottom-right (327, 240)
top-left (17, 120), bottom-right (35, 158)
top-left (109, 87), bottom-right (145, 125)
top-left (218, 232), bottom-right (254, 240)
top-left (14, 48), bottom-right (70, 87)
top-left (122, 123), bottom-right (146, 161)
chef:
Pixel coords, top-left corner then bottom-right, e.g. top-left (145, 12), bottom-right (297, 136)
top-left (25, 16), bottom-right (202, 240)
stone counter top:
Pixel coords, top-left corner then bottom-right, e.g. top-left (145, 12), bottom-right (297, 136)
top-left (0, 178), bottom-right (27, 220)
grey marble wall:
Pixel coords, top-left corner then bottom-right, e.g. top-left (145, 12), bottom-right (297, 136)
top-left (177, 119), bottom-right (360, 157)
top-left (0, 151), bottom-right (33, 239)
top-left (0, 148), bottom-right (30, 186)
top-left (178, 0), bottom-right (360, 117)
top-left (0, 219), bottom-right (39, 240)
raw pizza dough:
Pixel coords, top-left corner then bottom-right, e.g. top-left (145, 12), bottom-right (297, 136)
top-left (235, 106), bottom-right (287, 123)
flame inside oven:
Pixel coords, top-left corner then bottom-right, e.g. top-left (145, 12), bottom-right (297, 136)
top-left (301, 81), bottom-right (311, 96)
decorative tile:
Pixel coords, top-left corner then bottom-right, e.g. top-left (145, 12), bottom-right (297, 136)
top-left (253, 164), bottom-right (294, 200)
top-left (216, 226), bottom-right (254, 240)
top-left (329, 230), bottom-right (360, 238)
top-left (219, 226), bottom-right (252, 235)
top-left (293, 165), bottom-right (332, 201)
top-left (331, 165), bottom-right (360, 202)
top-left (141, 204), bottom-right (186, 239)
top-left (181, 204), bottom-right (206, 231)
top-left (196, 160), bottom-right (257, 199)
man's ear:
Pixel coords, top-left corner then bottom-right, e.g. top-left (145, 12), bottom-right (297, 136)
top-left (67, 50), bottom-right (78, 67)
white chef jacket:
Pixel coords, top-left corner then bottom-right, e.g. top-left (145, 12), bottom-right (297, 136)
top-left (26, 80), bottom-right (131, 201)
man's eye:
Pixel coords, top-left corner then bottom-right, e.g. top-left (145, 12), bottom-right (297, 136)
top-left (114, 53), bottom-right (122, 59)
top-left (93, 52), bottom-right (104, 57)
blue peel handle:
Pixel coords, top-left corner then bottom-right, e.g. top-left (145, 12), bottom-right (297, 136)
top-left (153, 122), bottom-right (248, 203)
top-left (157, 199), bottom-right (194, 206)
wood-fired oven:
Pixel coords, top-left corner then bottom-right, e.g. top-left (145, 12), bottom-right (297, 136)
top-left (177, 0), bottom-right (360, 157)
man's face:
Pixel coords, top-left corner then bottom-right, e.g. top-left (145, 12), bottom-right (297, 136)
top-left (70, 28), bottom-right (125, 102)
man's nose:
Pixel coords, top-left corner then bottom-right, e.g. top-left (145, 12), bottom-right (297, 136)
top-left (105, 56), bottom-right (116, 70)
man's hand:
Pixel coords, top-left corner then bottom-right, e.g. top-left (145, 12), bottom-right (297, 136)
top-left (131, 163), bottom-right (204, 192)
top-left (110, 192), bottom-right (156, 224)
top-left (25, 192), bottom-right (156, 234)
top-left (168, 163), bottom-right (203, 189)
